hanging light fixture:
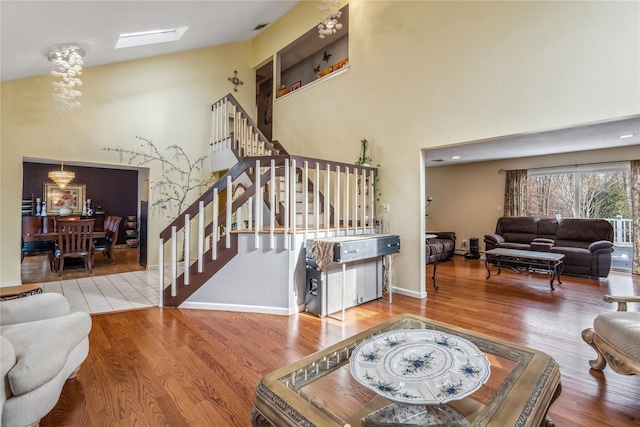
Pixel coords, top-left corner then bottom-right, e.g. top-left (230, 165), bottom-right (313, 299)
top-left (47, 45), bottom-right (85, 112)
top-left (48, 161), bottom-right (75, 189)
top-left (318, 0), bottom-right (343, 39)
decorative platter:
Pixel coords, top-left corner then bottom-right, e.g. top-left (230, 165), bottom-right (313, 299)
top-left (350, 329), bottom-right (490, 405)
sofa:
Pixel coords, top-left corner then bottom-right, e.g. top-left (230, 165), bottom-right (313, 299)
top-left (425, 231), bottom-right (456, 264)
top-left (484, 216), bottom-right (614, 278)
top-left (1, 293), bottom-right (92, 427)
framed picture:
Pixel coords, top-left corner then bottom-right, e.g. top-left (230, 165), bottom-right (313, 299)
top-left (44, 183), bottom-right (85, 215)
top-left (290, 81), bottom-right (302, 91)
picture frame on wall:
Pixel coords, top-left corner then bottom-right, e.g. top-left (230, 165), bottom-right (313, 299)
top-left (290, 81), bottom-right (302, 91)
top-left (44, 183), bottom-right (85, 215)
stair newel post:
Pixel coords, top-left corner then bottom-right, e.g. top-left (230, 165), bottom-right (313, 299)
top-left (270, 159), bottom-right (276, 249)
top-left (223, 97), bottom-right (228, 144)
top-left (335, 165), bottom-right (340, 234)
top-left (290, 159), bottom-right (297, 247)
top-left (226, 175), bottom-right (233, 249)
top-left (325, 163), bottom-right (330, 234)
top-left (370, 169), bottom-right (375, 234)
top-left (158, 238), bottom-right (164, 308)
top-left (171, 226), bottom-right (177, 297)
top-left (345, 166), bottom-right (350, 234)
top-left (198, 201), bottom-right (204, 273)
top-left (315, 162), bottom-right (320, 235)
top-left (212, 188), bottom-right (219, 260)
top-left (255, 159), bottom-right (261, 249)
top-left (184, 214), bottom-right (190, 285)
top-left (303, 161), bottom-right (309, 243)
top-left (283, 158), bottom-right (290, 249)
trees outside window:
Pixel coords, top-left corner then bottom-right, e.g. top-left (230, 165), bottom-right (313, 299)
top-left (527, 164), bottom-right (631, 219)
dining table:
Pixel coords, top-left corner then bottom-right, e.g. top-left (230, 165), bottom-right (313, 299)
top-left (33, 231), bottom-right (106, 241)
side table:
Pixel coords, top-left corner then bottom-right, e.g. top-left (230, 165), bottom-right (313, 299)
top-left (0, 284), bottom-right (43, 301)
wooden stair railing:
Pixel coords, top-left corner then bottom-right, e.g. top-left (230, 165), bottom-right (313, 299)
top-left (159, 95), bottom-right (379, 308)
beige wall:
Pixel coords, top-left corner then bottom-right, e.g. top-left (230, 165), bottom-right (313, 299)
top-left (2, 1), bottom-right (638, 292)
top-left (1, 42), bottom-right (254, 284)
top-left (426, 146), bottom-right (640, 252)
top-left (254, 1), bottom-right (639, 296)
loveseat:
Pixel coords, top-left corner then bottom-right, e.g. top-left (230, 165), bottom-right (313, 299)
top-left (484, 216), bottom-right (614, 278)
top-left (1, 293), bottom-right (92, 427)
top-left (425, 231), bottom-right (456, 264)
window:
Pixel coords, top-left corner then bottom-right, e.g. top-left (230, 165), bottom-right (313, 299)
top-left (527, 162), bottom-right (631, 219)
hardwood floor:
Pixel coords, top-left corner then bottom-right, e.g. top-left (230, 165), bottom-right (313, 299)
top-left (21, 247), bottom-right (145, 284)
top-left (42, 256), bottom-right (639, 426)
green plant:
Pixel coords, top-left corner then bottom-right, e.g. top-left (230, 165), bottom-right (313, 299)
top-left (354, 138), bottom-right (382, 202)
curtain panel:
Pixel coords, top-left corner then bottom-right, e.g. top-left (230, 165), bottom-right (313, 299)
top-left (632, 160), bottom-right (639, 275)
top-left (504, 169), bottom-right (528, 217)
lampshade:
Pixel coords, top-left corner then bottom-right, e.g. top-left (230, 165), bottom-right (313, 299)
top-left (48, 161), bottom-right (75, 189)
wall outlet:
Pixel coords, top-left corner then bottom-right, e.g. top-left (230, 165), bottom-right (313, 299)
top-left (382, 203), bottom-right (390, 213)
top-left (462, 239), bottom-right (467, 248)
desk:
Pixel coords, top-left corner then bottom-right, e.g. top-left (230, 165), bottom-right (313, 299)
top-left (253, 313), bottom-right (561, 427)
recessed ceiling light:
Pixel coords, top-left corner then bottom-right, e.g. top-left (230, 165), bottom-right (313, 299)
top-left (115, 27), bottom-right (189, 49)
top-left (451, 156), bottom-right (461, 160)
top-left (618, 134), bottom-right (635, 139)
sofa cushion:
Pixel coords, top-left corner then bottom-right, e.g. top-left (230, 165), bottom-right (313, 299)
top-left (496, 217), bottom-right (537, 244)
top-left (1, 336), bottom-right (16, 403)
top-left (536, 218), bottom-right (558, 240)
top-left (0, 311), bottom-right (92, 396)
top-left (594, 311), bottom-right (640, 362)
top-left (0, 293), bottom-right (70, 326)
top-left (551, 246), bottom-right (591, 265)
top-left (556, 218), bottom-right (613, 243)
top-left (497, 242), bottom-right (531, 251)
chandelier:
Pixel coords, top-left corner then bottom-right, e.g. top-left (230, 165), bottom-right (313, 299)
top-left (48, 161), bottom-right (75, 189)
top-left (47, 45), bottom-right (85, 112)
top-left (318, 0), bottom-right (343, 39)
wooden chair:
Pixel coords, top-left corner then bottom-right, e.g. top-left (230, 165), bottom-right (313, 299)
top-left (93, 215), bottom-right (122, 264)
top-left (582, 295), bottom-right (640, 375)
top-left (54, 218), bottom-right (95, 276)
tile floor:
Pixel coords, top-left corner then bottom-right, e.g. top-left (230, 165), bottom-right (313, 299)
top-left (41, 270), bottom-right (160, 314)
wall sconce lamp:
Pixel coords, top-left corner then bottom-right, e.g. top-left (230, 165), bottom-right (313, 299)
top-left (425, 196), bottom-right (433, 216)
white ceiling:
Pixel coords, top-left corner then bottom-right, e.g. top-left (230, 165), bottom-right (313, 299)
top-left (425, 115), bottom-right (640, 166)
top-left (0, 0), bottom-right (300, 82)
top-left (2, 1), bottom-right (638, 163)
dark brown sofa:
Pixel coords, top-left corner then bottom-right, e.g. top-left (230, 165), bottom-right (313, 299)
top-left (484, 216), bottom-right (614, 278)
top-left (425, 231), bottom-right (456, 265)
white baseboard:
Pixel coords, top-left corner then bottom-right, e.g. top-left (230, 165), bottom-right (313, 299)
top-left (391, 286), bottom-right (427, 299)
top-left (0, 280), bottom-right (24, 287)
top-left (178, 301), bottom-right (298, 316)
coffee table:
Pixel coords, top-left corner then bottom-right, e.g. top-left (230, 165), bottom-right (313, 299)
top-left (484, 248), bottom-right (565, 290)
top-left (252, 313), bottom-right (561, 427)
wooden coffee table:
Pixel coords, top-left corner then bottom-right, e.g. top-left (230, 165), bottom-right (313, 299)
top-left (485, 248), bottom-right (565, 290)
top-left (253, 313), bottom-right (561, 427)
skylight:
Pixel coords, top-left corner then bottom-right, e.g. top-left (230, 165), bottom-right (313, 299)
top-left (115, 27), bottom-right (189, 49)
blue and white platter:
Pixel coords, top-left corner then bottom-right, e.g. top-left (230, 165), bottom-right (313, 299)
top-left (350, 329), bottom-right (491, 405)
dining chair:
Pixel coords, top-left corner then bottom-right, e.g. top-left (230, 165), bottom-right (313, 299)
top-left (54, 218), bottom-right (95, 276)
top-left (93, 215), bottom-right (122, 264)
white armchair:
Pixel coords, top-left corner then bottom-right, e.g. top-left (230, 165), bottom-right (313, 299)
top-left (582, 295), bottom-right (640, 375)
top-left (0, 293), bottom-right (92, 427)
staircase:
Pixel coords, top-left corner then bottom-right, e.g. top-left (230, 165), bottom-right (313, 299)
top-left (158, 94), bottom-right (379, 310)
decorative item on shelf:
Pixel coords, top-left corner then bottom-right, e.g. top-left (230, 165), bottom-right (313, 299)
top-left (125, 214), bottom-right (138, 247)
top-left (58, 207), bottom-right (72, 216)
top-left (48, 161), bottom-right (75, 189)
top-left (95, 206), bottom-right (106, 215)
top-left (290, 81), bottom-right (302, 92)
top-left (228, 70), bottom-right (243, 92)
top-left (82, 200), bottom-right (87, 216)
top-left (276, 84), bottom-right (290, 98)
top-left (35, 198), bottom-right (42, 216)
top-left (41, 200), bottom-right (47, 217)
top-left (85, 198), bottom-right (93, 216)
top-left (318, 0), bottom-right (343, 39)
top-left (22, 191), bottom-right (35, 216)
top-left (46, 45), bottom-right (85, 111)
